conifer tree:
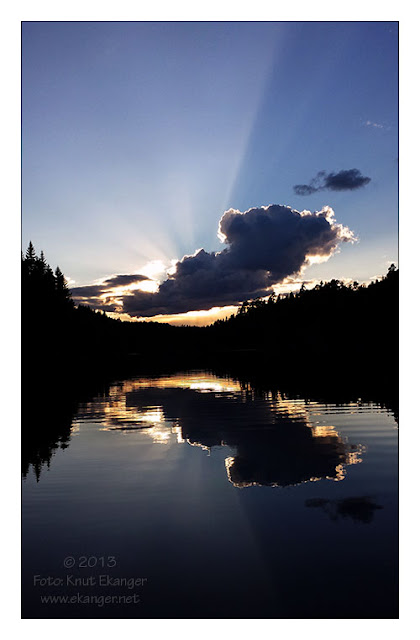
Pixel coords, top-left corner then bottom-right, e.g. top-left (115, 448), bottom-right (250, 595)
top-left (25, 241), bottom-right (36, 274)
top-left (54, 266), bottom-right (73, 307)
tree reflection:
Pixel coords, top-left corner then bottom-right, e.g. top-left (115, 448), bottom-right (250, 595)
top-left (22, 379), bottom-right (111, 480)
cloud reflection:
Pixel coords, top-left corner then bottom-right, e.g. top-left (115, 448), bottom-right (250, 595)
top-left (76, 373), bottom-right (365, 487)
top-left (305, 497), bottom-right (383, 524)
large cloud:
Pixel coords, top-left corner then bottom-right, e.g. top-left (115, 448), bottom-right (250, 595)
top-left (294, 169), bottom-right (371, 196)
top-left (121, 204), bottom-right (355, 317)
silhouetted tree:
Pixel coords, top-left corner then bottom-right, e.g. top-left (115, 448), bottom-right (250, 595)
top-left (54, 266), bottom-right (73, 308)
top-left (25, 241), bottom-right (36, 272)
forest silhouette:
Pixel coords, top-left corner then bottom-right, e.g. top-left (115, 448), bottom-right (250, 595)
top-left (22, 242), bottom-right (398, 390)
top-left (22, 243), bottom-right (398, 475)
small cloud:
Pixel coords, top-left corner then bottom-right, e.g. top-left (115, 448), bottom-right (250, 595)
top-left (102, 274), bottom-right (150, 287)
top-left (294, 169), bottom-right (371, 196)
top-left (323, 170), bottom-right (371, 191)
top-left (71, 284), bottom-right (109, 298)
top-left (293, 184), bottom-right (318, 196)
top-left (71, 273), bottom-right (152, 310)
top-left (364, 120), bottom-right (384, 129)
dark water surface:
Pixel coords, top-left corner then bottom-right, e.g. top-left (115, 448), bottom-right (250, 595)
top-left (22, 371), bottom-right (398, 618)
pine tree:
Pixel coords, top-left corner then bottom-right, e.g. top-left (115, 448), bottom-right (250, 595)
top-left (25, 240), bottom-right (36, 261)
top-left (55, 266), bottom-right (73, 307)
top-left (39, 250), bottom-right (47, 273)
top-left (24, 241), bottom-right (36, 274)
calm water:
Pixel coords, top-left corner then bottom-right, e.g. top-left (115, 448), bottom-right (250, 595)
top-left (22, 371), bottom-right (398, 618)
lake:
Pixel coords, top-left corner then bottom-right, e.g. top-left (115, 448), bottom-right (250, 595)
top-left (22, 370), bottom-right (398, 618)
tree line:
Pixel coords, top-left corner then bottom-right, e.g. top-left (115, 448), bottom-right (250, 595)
top-left (22, 242), bottom-right (398, 382)
top-left (22, 241), bottom-right (73, 314)
top-left (211, 264), bottom-right (398, 351)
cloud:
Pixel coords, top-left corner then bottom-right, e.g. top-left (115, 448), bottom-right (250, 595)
top-left (71, 284), bottom-right (109, 298)
top-left (119, 204), bottom-right (355, 317)
top-left (294, 169), bottom-right (371, 195)
top-left (364, 120), bottom-right (385, 129)
top-left (103, 274), bottom-right (151, 287)
top-left (293, 184), bottom-right (318, 196)
top-left (71, 273), bottom-right (151, 309)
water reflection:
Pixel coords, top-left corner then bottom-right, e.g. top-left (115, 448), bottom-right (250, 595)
top-left (22, 398), bottom-right (74, 481)
top-left (71, 372), bottom-right (365, 488)
top-left (305, 496), bottom-right (384, 524)
top-left (22, 379), bottom-right (113, 481)
top-left (22, 371), bottom-right (397, 619)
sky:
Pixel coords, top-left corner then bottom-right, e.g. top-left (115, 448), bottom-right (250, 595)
top-left (22, 21), bottom-right (398, 325)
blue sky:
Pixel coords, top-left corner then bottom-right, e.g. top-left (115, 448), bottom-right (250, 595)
top-left (22, 21), bottom-right (398, 323)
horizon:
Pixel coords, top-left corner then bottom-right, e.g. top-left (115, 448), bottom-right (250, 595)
top-left (22, 238), bottom-right (397, 328)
